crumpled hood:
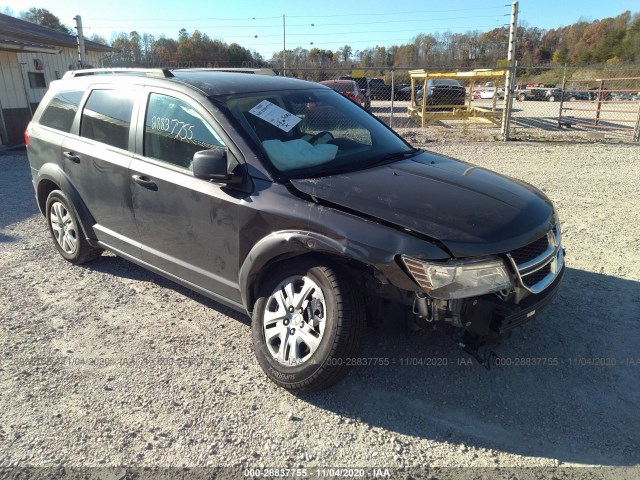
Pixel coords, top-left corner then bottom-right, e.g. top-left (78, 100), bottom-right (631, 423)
top-left (290, 151), bottom-right (555, 257)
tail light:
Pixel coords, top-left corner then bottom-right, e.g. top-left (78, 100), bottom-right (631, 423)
top-left (24, 130), bottom-right (30, 149)
top-left (346, 92), bottom-right (357, 101)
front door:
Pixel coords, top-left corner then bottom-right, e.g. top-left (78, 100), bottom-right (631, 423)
top-left (130, 90), bottom-right (245, 307)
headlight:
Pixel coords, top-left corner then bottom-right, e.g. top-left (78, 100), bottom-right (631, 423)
top-left (401, 255), bottom-right (513, 299)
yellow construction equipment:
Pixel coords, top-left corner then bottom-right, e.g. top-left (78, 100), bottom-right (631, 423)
top-left (408, 69), bottom-right (508, 127)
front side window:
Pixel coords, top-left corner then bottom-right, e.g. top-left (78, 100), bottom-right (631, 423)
top-left (219, 88), bottom-right (413, 178)
top-left (39, 91), bottom-right (84, 133)
top-left (80, 90), bottom-right (134, 150)
top-left (144, 93), bottom-right (225, 170)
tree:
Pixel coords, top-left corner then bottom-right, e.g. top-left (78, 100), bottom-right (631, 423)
top-left (20, 8), bottom-right (72, 34)
top-left (129, 31), bottom-right (142, 64)
top-left (340, 45), bottom-right (352, 63)
top-left (88, 33), bottom-right (108, 45)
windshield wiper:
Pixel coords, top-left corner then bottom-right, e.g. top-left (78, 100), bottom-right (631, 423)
top-left (364, 148), bottom-right (421, 168)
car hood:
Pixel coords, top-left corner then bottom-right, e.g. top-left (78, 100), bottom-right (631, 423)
top-left (290, 151), bottom-right (555, 258)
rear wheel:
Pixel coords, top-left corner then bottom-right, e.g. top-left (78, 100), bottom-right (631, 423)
top-left (252, 259), bottom-right (365, 391)
top-left (519, 93), bottom-right (526, 101)
top-left (548, 95), bottom-right (556, 102)
top-left (46, 190), bottom-right (102, 264)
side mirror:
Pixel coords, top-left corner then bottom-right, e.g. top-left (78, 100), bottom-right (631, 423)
top-left (192, 149), bottom-right (239, 183)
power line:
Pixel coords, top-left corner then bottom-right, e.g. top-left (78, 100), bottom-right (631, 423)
top-left (251, 24), bottom-right (505, 39)
top-left (286, 6), bottom-right (507, 18)
top-left (90, 14), bottom-right (504, 29)
top-left (241, 29), bottom-right (505, 47)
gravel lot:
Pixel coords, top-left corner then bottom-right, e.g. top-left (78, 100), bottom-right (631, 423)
top-left (1, 142), bottom-right (639, 478)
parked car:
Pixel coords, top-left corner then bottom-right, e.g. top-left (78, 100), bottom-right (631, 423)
top-left (338, 75), bottom-right (370, 102)
top-left (394, 83), bottom-right (417, 101)
top-left (320, 79), bottom-right (370, 110)
top-left (563, 90), bottom-right (590, 101)
top-left (479, 88), bottom-right (504, 99)
top-left (368, 78), bottom-right (392, 100)
top-left (25, 68), bottom-right (565, 391)
top-left (416, 79), bottom-right (466, 107)
top-left (587, 87), bottom-right (611, 101)
top-left (515, 84), bottom-right (549, 101)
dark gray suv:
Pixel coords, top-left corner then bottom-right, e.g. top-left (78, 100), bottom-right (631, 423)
top-left (25, 69), bottom-right (565, 391)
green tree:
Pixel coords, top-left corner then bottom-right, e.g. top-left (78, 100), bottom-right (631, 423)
top-left (340, 45), bottom-right (352, 63)
top-left (20, 8), bottom-right (71, 34)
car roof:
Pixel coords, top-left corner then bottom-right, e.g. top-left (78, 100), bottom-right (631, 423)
top-left (171, 71), bottom-right (322, 96)
top-left (60, 68), bottom-right (325, 97)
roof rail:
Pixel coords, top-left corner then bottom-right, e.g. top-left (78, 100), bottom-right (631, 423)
top-left (175, 67), bottom-right (277, 76)
top-left (63, 68), bottom-right (174, 79)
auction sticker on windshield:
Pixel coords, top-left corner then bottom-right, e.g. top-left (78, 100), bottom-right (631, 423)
top-left (249, 100), bottom-right (301, 132)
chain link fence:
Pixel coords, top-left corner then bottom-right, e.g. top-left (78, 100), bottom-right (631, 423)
top-left (283, 65), bottom-right (640, 143)
top-left (74, 60), bottom-right (640, 144)
top-left (510, 65), bottom-right (640, 142)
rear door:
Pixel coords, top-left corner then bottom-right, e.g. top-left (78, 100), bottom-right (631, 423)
top-left (129, 88), bottom-right (245, 307)
top-left (61, 87), bottom-right (140, 256)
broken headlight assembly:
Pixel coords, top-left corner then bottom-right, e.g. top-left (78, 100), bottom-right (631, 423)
top-left (401, 255), bottom-right (513, 300)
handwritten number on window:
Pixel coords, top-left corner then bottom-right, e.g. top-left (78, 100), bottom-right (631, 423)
top-left (151, 116), bottom-right (194, 143)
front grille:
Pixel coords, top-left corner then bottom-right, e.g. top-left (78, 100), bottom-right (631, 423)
top-left (510, 235), bottom-right (549, 265)
top-left (507, 222), bottom-right (563, 294)
top-left (521, 262), bottom-right (551, 288)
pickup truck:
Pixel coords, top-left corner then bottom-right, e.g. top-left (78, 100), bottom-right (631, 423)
top-left (368, 78), bottom-right (393, 100)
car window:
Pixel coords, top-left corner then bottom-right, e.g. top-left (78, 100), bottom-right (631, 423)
top-left (220, 88), bottom-right (411, 178)
top-left (39, 91), bottom-right (84, 133)
top-left (80, 90), bottom-right (134, 150)
top-left (144, 93), bottom-right (226, 170)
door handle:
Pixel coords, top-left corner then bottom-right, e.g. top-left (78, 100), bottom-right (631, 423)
top-left (132, 174), bottom-right (158, 191)
top-left (63, 151), bottom-right (80, 163)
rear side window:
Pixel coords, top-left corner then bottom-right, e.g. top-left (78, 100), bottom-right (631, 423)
top-left (80, 90), bottom-right (134, 150)
top-left (39, 91), bottom-right (84, 133)
top-left (144, 93), bottom-right (225, 170)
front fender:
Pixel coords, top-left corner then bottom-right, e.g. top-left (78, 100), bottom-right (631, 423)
top-left (238, 230), bottom-right (365, 312)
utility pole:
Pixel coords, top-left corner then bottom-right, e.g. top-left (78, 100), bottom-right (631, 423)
top-left (501, 1), bottom-right (518, 141)
top-left (74, 15), bottom-right (86, 68)
top-left (282, 14), bottom-right (286, 77)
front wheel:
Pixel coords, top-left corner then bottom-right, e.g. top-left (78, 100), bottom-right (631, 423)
top-left (548, 95), bottom-right (556, 102)
top-left (252, 259), bottom-right (365, 391)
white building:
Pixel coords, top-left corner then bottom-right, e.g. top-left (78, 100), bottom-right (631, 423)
top-left (0, 13), bottom-right (112, 146)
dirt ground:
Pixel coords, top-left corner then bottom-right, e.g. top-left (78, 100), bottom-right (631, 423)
top-left (1, 142), bottom-right (639, 479)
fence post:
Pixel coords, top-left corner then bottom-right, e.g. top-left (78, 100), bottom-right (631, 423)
top-left (633, 102), bottom-right (640, 142)
top-left (594, 79), bottom-right (605, 126)
top-left (390, 69), bottom-right (395, 129)
top-left (501, 1), bottom-right (519, 142)
top-left (557, 73), bottom-right (568, 128)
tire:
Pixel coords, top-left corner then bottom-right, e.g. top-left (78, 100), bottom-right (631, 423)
top-left (45, 190), bottom-right (103, 264)
top-left (252, 259), bottom-right (365, 391)
top-left (548, 95), bottom-right (556, 102)
top-left (519, 93), bottom-right (526, 101)
top-left (569, 96), bottom-right (577, 102)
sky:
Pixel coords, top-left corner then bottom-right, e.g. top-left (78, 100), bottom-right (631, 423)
top-left (1, 0), bottom-right (638, 59)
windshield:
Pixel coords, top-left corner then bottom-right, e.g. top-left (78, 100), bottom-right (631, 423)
top-left (214, 88), bottom-right (414, 179)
